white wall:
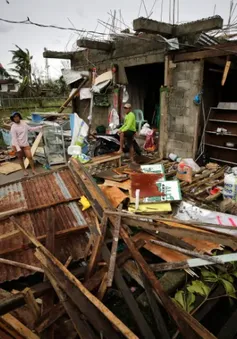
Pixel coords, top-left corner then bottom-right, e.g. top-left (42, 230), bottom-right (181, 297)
top-left (0, 83), bottom-right (19, 93)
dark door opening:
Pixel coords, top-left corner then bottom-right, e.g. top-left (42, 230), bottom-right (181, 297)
top-left (125, 63), bottom-right (164, 128)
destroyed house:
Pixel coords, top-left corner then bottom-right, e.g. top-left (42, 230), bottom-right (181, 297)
top-left (44, 15), bottom-right (237, 165)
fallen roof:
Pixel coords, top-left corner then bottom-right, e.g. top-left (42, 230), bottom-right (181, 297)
top-left (0, 167), bottom-right (91, 283)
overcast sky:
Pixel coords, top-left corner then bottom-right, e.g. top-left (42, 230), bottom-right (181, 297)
top-left (0, 0), bottom-right (233, 79)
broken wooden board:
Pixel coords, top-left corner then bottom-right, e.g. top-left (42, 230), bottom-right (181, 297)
top-left (24, 131), bottom-right (43, 169)
top-left (103, 179), bottom-right (131, 190)
top-left (0, 313), bottom-right (40, 339)
top-left (12, 217), bottom-right (138, 339)
top-left (0, 162), bottom-right (21, 175)
top-left (99, 186), bottom-right (128, 208)
top-left (69, 159), bottom-right (216, 339)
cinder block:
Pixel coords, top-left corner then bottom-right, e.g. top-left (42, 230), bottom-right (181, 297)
top-left (175, 132), bottom-right (194, 143)
top-left (177, 80), bottom-right (191, 91)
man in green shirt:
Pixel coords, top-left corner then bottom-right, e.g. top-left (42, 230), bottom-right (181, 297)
top-left (117, 103), bottom-right (136, 162)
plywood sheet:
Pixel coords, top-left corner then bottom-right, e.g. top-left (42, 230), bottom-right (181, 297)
top-left (99, 186), bottom-right (128, 208)
top-left (0, 162), bottom-right (21, 175)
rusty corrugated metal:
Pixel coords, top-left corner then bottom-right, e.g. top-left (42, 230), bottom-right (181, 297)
top-left (0, 168), bottom-right (91, 283)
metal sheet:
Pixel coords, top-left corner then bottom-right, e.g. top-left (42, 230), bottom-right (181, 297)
top-left (0, 168), bottom-right (91, 283)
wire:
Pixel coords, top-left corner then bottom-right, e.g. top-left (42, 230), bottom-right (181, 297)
top-left (0, 17), bottom-right (107, 36)
top-left (2, 16), bottom-right (237, 57)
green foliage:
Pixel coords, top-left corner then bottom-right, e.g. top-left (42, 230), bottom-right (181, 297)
top-left (187, 280), bottom-right (210, 297)
top-left (173, 291), bottom-right (196, 313)
top-left (10, 45), bottom-right (33, 97)
top-left (201, 269), bottom-right (236, 297)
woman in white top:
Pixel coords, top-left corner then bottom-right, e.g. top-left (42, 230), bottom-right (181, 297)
top-left (10, 112), bottom-right (43, 176)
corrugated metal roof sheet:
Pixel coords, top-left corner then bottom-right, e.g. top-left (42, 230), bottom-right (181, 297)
top-left (0, 168), bottom-right (92, 283)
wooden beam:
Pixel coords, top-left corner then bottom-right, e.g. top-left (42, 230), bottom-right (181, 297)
top-left (222, 56), bottom-right (231, 86)
top-left (24, 132), bottom-right (43, 169)
top-left (22, 288), bottom-right (41, 322)
top-left (140, 271), bottom-right (170, 339)
top-left (58, 79), bottom-right (87, 114)
top-left (41, 208), bottom-right (56, 339)
top-left (173, 44), bottom-right (237, 63)
top-left (107, 208), bottom-right (122, 287)
top-left (120, 226), bottom-right (216, 339)
top-left (97, 272), bottom-right (108, 301)
top-left (1, 314), bottom-right (40, 339)
top-left (102, 245), bottom-right (156, 339)
top-left (85, 215), bottom-right (108, 281)
top-left (0, 225), bottom-right (88, 257)
top-left (12, 217), bottom-right (137, 339)
top-left (0, 258), bottom-right (43, 273)
top-left (0, 266), bottom-right (85, 316)
top-left (43, 265), bottom-right (97, 339)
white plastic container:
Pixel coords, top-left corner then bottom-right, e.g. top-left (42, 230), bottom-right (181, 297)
top-left (223, 173), bottom-right (237, 201)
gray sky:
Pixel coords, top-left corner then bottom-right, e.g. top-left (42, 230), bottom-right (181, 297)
top-left (0, 0), bottom-right (232, 79)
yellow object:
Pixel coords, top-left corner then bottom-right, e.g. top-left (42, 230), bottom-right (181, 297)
top-left (128, 203), bottom-right (172, 213)
top-left (79, 196), bottom-right (91, 211)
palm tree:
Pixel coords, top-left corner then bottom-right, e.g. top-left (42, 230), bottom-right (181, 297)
top-left (10, 45), bottom-right (33, 96)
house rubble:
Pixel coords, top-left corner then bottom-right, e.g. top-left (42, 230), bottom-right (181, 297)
top-left (1, 13), bottom-right (237, 339)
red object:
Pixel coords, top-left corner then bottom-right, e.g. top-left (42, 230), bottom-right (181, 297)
top-left (131, 173), bottom-right (164, 198)
top-left (210, 187), bottom-right (221, 195)
top-left (144, 131), bottom-right (155, 151)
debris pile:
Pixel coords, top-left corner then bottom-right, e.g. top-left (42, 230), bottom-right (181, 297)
top-left (0, 156), bottom-right (237, 338)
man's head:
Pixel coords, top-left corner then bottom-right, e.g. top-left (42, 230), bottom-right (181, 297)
top-left (10, 112), bottom-right (22, 123)
top-left (124, 103), bottom-right (132, 114)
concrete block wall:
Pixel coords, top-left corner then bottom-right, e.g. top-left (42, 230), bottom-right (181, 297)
top-left (166, 60), bottom-right (203, 158)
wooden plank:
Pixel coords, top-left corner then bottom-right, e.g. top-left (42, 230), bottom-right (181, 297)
top-left (150, 252), bottom-right (237, 272)
top-left (0, 225), bottom-right (88, 257)
top-left (0, 258), bottom-right (43, 273)
top-left (221, 57), bottom-right (231, 86)
top-left (123, 217), bottom-right (237, 251)
top-left (35, 304), bottom-right (64, 334)
top-left (150, 239), bottom-right (222, 265)
top-left (173, 44), bottom-right (237, 63)
top-left (97, 272), bottom-right (108, 301)
top-left (41, 208), bottom-right (56, 339)
top-left (42, 265), bottom-right (97, 339)
top-left (140, 271), bottom-right (170, 339)
top-left (1, 314), bottom-right (40, 339)
top-left (24, 132), bottom-right (43, 169)
top-left (0, 266), bottom-right (85, 317)
top-left (107, 208), bottom-right (122, 287)
top-left (64, 256), bottom-right (73, 268)
top-left (101, 245), bottom-right (156, 339)
top-left (12, 217), bottom-right (137, 339)
top-left (0, 327), bottom-right (13, 339)
top-left (22, 288), bottom-right (40, 322)
top-left (0, 319), bottom-right (23, 339)
top-left (85, 215), bottom-right (108, 281)
top-left (35, 267), bottom-right (108, 334)
top-left (58, 79), bottom-right (87, 113)
top-left (0, 229), bottom-right (20, 241)
top-left (120, 226), bottom-right (216, 339)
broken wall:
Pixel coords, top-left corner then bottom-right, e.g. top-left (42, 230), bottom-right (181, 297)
top-left (166, 60), bottom-right (204, 158)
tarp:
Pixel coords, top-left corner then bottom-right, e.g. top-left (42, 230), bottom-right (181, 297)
top-left (176, 201), bottom-right (237, 235)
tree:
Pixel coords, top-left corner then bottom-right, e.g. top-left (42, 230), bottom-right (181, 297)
top-left (10, 45), bottom-right (33, 96)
